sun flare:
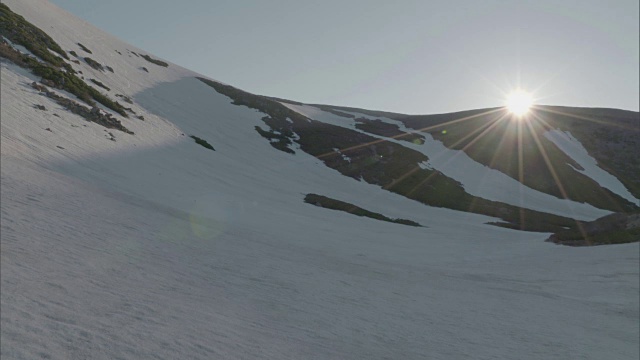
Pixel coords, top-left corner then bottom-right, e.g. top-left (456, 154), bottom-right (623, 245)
top-left (506, 90), bottom-right (533, 117)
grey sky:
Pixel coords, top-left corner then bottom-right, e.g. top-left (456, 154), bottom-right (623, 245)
top-left (50, 0), bottom-right (639, 114)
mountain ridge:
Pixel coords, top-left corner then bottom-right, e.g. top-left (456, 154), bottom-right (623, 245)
top-left (2, 0), bottom-right (638, 231)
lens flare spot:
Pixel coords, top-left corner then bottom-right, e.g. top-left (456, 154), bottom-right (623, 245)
top-left (190, 213), bottom-right (224, 239)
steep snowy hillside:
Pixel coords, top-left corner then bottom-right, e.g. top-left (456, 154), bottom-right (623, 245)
top-left (1, 1), bottom-right (638, 359)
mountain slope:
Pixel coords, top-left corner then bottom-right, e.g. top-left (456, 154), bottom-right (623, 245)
top-left (1, 1), bottom-right (638, 359)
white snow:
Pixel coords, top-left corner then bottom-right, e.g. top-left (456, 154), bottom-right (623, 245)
top-left (544, 129), bottom-right (640, 206)
top-left (1, 1), bottom-right (638, 359)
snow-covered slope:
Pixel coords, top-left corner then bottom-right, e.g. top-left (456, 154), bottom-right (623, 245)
top-left (544, 129), bottom-right (639, 206)
top-left (1, 1), bottom-right (638, 359)
top-left (283, 103), bottom-right (612, 221)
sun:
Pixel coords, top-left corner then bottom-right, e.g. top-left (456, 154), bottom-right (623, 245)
top-left (505, 90), bottom-right (533, 117)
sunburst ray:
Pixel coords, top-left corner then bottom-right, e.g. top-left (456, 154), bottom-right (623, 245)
top-left (525, 114), bottom-right (591, 240)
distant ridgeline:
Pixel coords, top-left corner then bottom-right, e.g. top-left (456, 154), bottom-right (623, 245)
top-left (309, 104), bottom-right (640, 206)
top-left (196, 76), bottom-right (639, 240)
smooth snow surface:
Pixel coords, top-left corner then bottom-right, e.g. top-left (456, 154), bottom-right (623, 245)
top-left (544, 129), bottom-right (640, 206)
top-left (1, 1), bottom-right (639, 359)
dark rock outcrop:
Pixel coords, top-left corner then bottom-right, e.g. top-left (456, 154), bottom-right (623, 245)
top-left (83, 57), bottom-right (104, 71)
top-left (547, 213), bottom-right (640, 246)
top-left (31, 81), bottom-right (133, 134)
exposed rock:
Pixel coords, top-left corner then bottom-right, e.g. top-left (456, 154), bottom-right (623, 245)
top-left (547, 213), bottom-right (640, 246)
top-left (115, 94), bottom-right (133, 104)
top-left (31, 81), bottom-right (47, 92)
top-left (77, 43), bottom-right (92, 54)
top-left (30, 81), bottom-right (133, 134)
top-left (40, 78), bottom-right (55, 87)
top-left (33, 104), bottom-right (46, 110)
top-left (89, 78), bottom-right (110, 91)
top-left (84, 57), bottom-right (104, 71)
top-left (140, 54), bottom-right (169, 67)
top-left (304, 193), bottom-right (422, 227)
top-left (190, 135), bottom-right (215, 151)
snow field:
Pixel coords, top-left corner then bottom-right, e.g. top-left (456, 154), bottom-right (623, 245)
top-left (1, 1), bottom-right (638, 359)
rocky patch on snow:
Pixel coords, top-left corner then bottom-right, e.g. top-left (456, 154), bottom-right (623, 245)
top-left (31, 81), bottom-right (133, 134)
top-left (547, 213), bottom-right (640, 246)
